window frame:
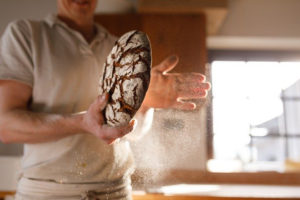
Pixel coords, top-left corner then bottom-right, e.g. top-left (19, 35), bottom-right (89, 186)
top-left (203, 50), bottom-right (300, 185)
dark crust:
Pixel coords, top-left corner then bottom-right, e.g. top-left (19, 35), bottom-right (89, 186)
top-left (100, 31), bottom-right (151, 126)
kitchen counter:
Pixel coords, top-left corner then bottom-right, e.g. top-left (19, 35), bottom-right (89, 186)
top-left (133, 194), bottom-right (300, 200)
top-left (133, 184), bottom-right (300, 200)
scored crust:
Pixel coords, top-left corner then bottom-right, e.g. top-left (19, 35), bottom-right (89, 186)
top-left (99, 30), bottom-right (152, 126)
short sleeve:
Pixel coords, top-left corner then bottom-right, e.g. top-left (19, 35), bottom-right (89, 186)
top-left (0, 20), bottom-right (33, 87)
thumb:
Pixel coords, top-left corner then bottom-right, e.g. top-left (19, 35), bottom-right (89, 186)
top-left (94, 93), bottom-right (108, 112)
top-left (154, 55), bottom-right (179, 74)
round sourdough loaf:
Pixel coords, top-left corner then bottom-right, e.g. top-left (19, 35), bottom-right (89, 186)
top-left (99, 30), bottom-right (151, 126)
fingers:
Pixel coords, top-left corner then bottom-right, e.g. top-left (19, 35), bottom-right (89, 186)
top-left (173, 100), bottom-right (196, 110)
top-left (94, 93), bottom-right (108, 112)
top-left (179, 81), bottom-right (210, 95)
top-left (166, 73), bottom-right (210, 109)
top-left (164, 73), bottom-right (209, 100)
top-left (107, 138), bottom-right (119, 145)
top-left (98, 120), bottom-right (136, 144)
top-left (168, 73), bottom-right (207, 84)
top-left (177, 89), bottom-right (208, 99)
top-left (154, 55), bottom-right (179, 74)
top-left (177, 80), bottom-right (211, 91)
top-left (166, 73), bottom-right (210, 96)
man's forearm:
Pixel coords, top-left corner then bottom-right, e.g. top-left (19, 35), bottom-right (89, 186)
top-left (0, 109), bottom-right (84, 144)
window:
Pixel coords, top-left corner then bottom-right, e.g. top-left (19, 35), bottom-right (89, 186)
top-left (132, 51), bottom-right (300, 186)
top-left (208, 60), bottom-right (300, 173)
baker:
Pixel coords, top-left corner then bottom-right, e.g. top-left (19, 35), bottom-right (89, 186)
top-left (0, 0), bottom-right (211, 199)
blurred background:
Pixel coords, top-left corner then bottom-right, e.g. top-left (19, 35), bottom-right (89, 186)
top-left (1, 0), bottom-right (300, 199)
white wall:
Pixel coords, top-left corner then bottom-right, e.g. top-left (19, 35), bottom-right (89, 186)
top-left (209, 0), bottom-right (300, 50)
top-left (219, 0), bottom-right (300, 37)
top-left (0, 0), bottom-right (56, 35)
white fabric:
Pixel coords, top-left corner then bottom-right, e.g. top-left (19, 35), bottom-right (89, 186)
top-left (14, 177), bottom-right (132, 200)
top-left (0, 14), bottom-right (135, 185)
top-left (126, 108), bottom-right (154, 141)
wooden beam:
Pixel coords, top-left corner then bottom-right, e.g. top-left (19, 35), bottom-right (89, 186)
top-left (132, 169), bottom-right (300, 186)
top-left (137, 0), bottom-right (228, 12)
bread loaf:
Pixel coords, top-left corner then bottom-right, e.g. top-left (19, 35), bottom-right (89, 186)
top-left (99, 30), bottom-right (151, 126)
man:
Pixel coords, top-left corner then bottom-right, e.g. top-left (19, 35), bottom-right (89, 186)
top-left (0, 0), bottom-right (210, 199)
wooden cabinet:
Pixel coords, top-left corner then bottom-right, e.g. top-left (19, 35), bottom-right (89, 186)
top-left (95, 14), bottom-right (207, 73)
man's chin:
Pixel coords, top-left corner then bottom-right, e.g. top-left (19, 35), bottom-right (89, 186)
top-left (72, 0), bottom-right (91, 6)
top-left (71, 7), bottom-right (94, 18)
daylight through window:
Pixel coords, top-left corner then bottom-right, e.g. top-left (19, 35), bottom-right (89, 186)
top-left (209, 61), bottom-right (300, 173)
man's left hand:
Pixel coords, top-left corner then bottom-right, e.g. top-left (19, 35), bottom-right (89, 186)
top-left (142, 55), bottom-right (211, 110)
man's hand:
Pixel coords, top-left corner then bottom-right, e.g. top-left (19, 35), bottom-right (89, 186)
top-left (81, 94), bottom-right (135, 144)
top-left (0, 81), bottom-right (133, 144)
top-left (142, 55), bottom-right (211, 110)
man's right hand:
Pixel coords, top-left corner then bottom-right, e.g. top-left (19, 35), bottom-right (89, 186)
top-left (81, 93), bottom-right (135, 144)
top-left (0, 80), bottom-right (133, 144)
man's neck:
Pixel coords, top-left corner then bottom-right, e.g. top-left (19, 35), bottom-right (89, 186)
top-left (57, 15), bottom-right (96, 43)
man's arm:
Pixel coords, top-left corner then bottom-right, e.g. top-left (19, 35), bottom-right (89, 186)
top-left (0, 80), bottom-right (134, 144)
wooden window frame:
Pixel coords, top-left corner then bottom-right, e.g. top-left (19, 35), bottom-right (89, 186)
top-left (198, 50), bottom-right (300, 186)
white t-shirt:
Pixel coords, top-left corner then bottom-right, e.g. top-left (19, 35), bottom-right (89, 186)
top-left (0, 15), bottom-right (135, 184)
